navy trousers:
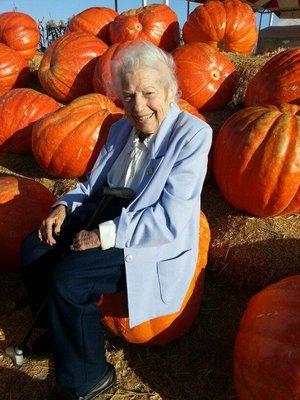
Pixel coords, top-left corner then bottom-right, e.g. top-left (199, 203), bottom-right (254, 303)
top-left (21, 194), bottom-right (127, 388)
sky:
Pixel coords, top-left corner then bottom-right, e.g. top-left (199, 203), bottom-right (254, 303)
top-left (0, 0), bottom-right (298, 29)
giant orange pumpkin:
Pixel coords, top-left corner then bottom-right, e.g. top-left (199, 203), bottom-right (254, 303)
top-left (213, 103), bottom-right (300, 217)
top-left (66, 7), bottom-right (118, 45)
top-left (93, 41), bottom-right (133, 105)
top-left (183, 0), bottom-right (258, 55)
top-left (173, 42), bottom-right (237, 111)
top-left (245, 48), bottom-right (300, 107)
top-left (0, 176), bottom-right (56, 271)
top-left (0, 43), bottom-right (30, 96)
top-left (234, 275), bottom-right (300, 400)
top-left (38, 32), bottom-right (108, 102)
top-left (0, 12), bottom-right (40, 60)
top-left (99, 212), bottom-right (210, 345)
top-left (109, 4), bottom-right (180, 53)
top-left (0, 88), bottom-right (60, 153)
top-left (32, 93), bottom-right (123, 178)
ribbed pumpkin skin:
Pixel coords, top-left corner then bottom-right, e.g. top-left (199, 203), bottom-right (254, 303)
top-left (234, 275), bottom-right (300, 400)
top-left (0, 88), bottom-right (60, 153)
top-left (0, 176), bottom-right (56, 271)
top-left (38, 32), bottom-right (108, 102)
top-left (0, 12), bottom-right (40, 60)
top-left (213, 104), bottom-right (300, 217)
top-left (66, 7), bottom-right (118, 45)
top-left (178, 99), bottom-right (206, 121)
top-left (32, 93), bottom-right (124, 178)
top-left (245, 48), bottom-right (300, 107)
top-left (99, 212), bottom-right (210, 345)
top-left (93, 41), bottom-right (133, 105)
top-left (183, 0), bottom-right (258, 55)
top-left (0, 43), bottom-right (30, 96)
top-left (173, 42), bottom-right (237, 111)
top-left (109, 4), bottom-right (180, 53)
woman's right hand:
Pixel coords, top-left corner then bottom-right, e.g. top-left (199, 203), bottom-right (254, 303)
top-left (38, 205), bottom-right (67, 246)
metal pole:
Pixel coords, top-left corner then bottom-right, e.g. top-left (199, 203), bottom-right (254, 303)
top-left (142, 0), bottom-right (147, 6)
top-left (187, 1), bottom-right (190, 17)
top-left (114, 0), bottom-right (118, 12)
top-left (269, 12), bottom-right (274, 26)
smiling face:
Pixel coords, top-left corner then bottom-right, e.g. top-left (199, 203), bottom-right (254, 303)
top-left (120, 67), bottom-right (172, 135)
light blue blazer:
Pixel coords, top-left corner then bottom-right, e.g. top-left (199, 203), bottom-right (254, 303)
top-left (54, 104), bottom-right (212, 327)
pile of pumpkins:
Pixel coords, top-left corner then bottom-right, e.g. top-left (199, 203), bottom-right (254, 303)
top-left (0, 1), bottom-right (299, 399)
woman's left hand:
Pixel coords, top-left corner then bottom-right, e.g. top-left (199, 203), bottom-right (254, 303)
top-left (71, 229), bottom-right (101, 251)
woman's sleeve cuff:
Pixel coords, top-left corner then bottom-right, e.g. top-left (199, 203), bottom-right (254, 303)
top-left (98, 220), bottom-right (117, 250)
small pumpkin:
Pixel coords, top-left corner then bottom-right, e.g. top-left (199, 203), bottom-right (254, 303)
top-left (0, 43), bottom-right (30, 96)
top-left (38, 32), bottom-right (108, 102)
top-left (66, 7), bottom-right (118, 45)
top-left (0, 12), bottom-right (40, 60)
top-left (0, 88), bottom-right (60, 153)
top-left (100, 212), bottom-right (210, 345)
top-left (183, 0), bottom-right (258, 55)
top-left (32, 93), bottom-right (123, 178)
top-left (109, 4), bottom-right (180, 52)
top-left (213, 103), bottom-right (300, 217)
top-left (173, 42), bottom-right (237, 111)
top-left (245, 48), bottom-right (300, 107)
top-left (0, 176), bottom-right (56, 271)
top-left (178, 98), bottom-right (206, 121)
top-left (234, 275), bottom-right (300, 400)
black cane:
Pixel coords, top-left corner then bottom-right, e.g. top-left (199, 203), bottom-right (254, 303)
top-left (5, 186), bottom-right (134, 367)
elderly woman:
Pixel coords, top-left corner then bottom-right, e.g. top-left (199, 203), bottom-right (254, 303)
top-left (21, 41), bottom-right (212, 400)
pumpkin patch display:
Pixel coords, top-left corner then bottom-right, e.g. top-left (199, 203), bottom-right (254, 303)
top-left (183, 0), bottom-right (258, 55)
top-left (109, 4), bottom-right (180, 53)
top-left (38, 32), bottom-right (108, 102)
top-left (234, 275), bottom-right (300, 400)
top-left (245, 48), bottom-right (300, 107)
top-left (32, 93), bottom-right (123, 178)
top-left (0, 176), bottom-right (56, 271)
top-left (213, 103), bottom-right (300, 217)
top-left (66, 7), bottom-right (118, 45)
top-left (0, 43), bottom-right (30, 96)
top-left (0, 88), bottom-right (60, 153)
top-left (100, 212), bottom-right (210, 345)
top-left (173, 42), bottom-right (237, 111)
top-left (0, 12), bottom-right (40, 60)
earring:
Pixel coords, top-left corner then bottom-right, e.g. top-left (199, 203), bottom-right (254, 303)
top-left (170, 101), bottom-right (174, 107)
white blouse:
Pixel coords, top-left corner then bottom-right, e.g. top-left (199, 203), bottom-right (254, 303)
top-left (99, 128), bottom-right (155, 250)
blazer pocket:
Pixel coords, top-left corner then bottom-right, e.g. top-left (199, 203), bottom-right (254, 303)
top-left (157, 249), bottom-right (192, 304)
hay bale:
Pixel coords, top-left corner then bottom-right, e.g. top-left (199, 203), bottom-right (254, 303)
top-left (202, 181), bottom-right (300, 292)
top-left (0, 153), bottom-right (77, 197)
top-left (225, 48), bottom-right (285, 107)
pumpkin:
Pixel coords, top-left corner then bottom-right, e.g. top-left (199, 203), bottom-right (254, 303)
top-left (0, 43), bottom-right (30, 96)
top-left (38, 32), bottom-right (108, 102)
top-left (93, 41), bottom-right (138, 105)
top-left (234, 275), bottom-right (300, 400)
top-left (178, 98), bottom-right (206, 121)
top-left (0, 88), bottom-right (60, 153)
top-left (0, 12), bottom-right (40, 60)
top-left (173, 42), bottom-right (237, 111)
top-left (213, 103), bottom-right (300, 217)
top-left (32, 93), bottom-right (123, 178)
top-left (183, 0), bottom-right (258, 55)
top-left (109, 4), bottom-right (180, 53)
top-left (0, 176), bottom-right (56, 271)
top-left (99, 211), bottom-right (210, 345)
top-left (66, 7), bottom-right (118, 45)
top-left (245, 48), bottom-right (300, 107)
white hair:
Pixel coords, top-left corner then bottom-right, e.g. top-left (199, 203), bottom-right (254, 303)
top-left (110, 40), bottom-right (179, 102)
